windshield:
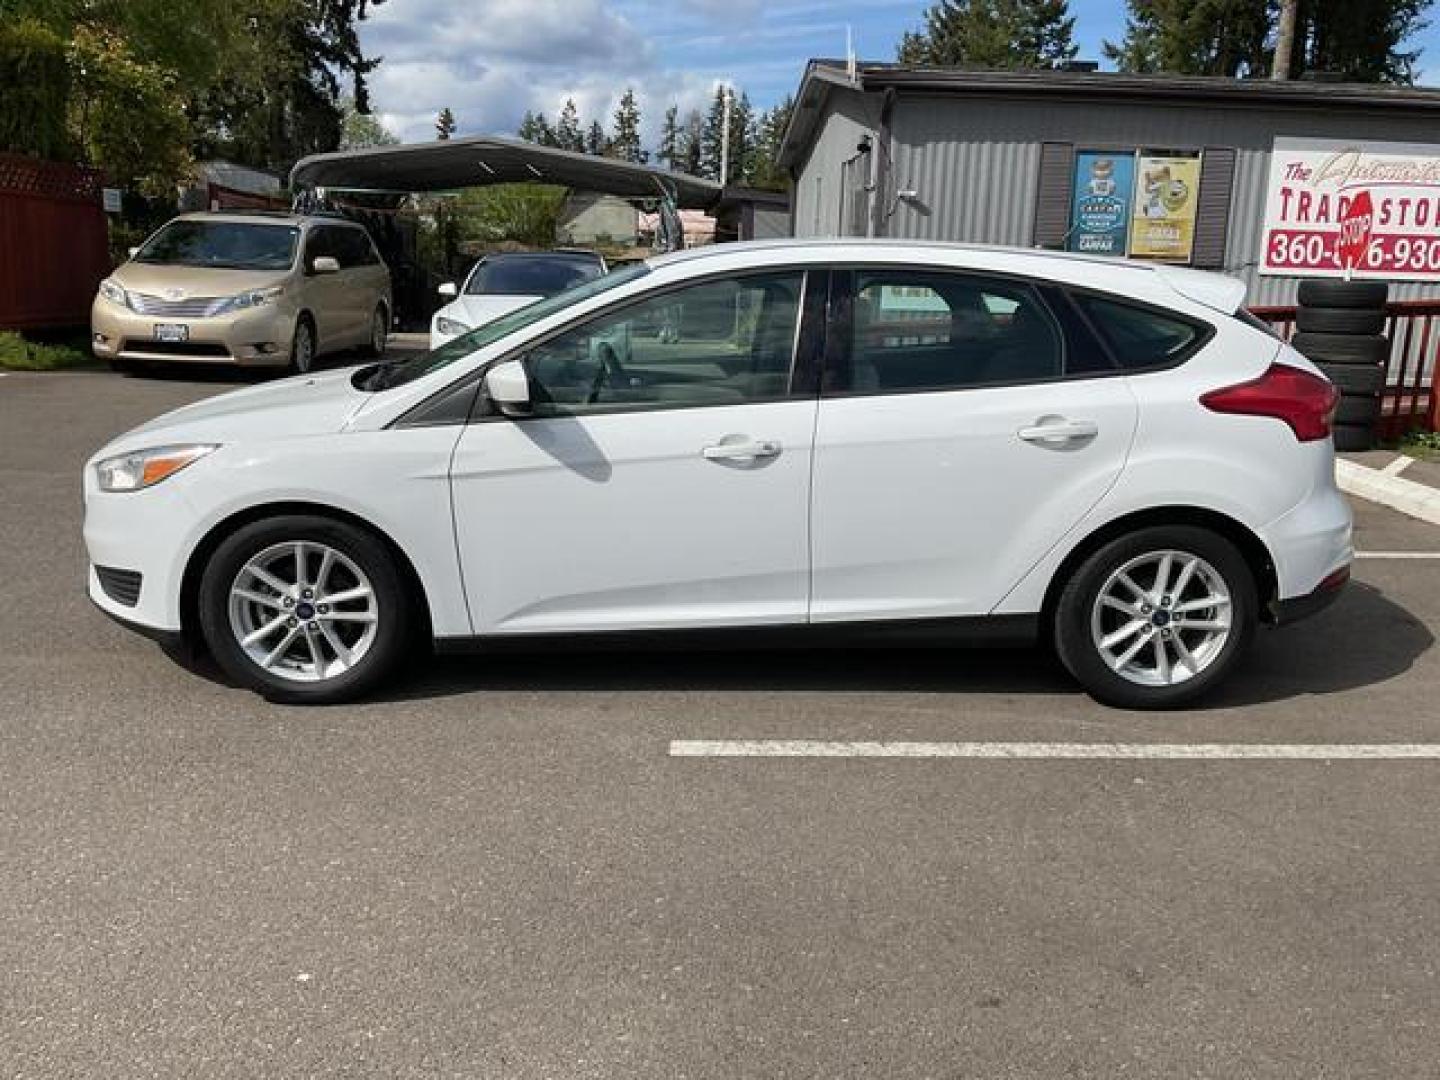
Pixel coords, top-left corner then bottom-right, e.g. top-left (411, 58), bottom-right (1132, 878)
top-left (365, 262), bottom-right (651, 391)
top-left (465, 255), bottom-right (604, 297)
top-left (134, 220), bottom-right (300, 271)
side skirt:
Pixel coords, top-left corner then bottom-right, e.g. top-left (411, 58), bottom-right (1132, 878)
top-left (434, 614), bottom-right (1041, 655)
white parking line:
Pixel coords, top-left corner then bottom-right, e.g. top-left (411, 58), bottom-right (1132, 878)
top-left (670, 740), bottom-right (1440, 760)
top-left (1381, 455), bottom-right (1416, 477)
top-left (1355, 551), bottom-right (1440, 559)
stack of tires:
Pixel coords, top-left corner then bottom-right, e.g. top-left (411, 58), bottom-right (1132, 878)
top-left (1290, 280), bottom-right (1390, 451)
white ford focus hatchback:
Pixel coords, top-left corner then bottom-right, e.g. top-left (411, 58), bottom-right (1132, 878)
top-left (84, 240), bottom-right (1351, 708)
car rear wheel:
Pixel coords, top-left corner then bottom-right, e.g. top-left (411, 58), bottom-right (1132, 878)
top-left (1053, 526), bottom-right (1257, 709)
top-left (197, 515), bottom-right (412, 703)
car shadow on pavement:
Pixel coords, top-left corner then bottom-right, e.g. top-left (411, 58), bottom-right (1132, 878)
top-left (358, 580), bottom-right (1431, 709)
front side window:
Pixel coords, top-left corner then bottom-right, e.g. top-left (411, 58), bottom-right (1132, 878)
top-left (522, 271), bottom-right (806, 415)
top-left (839, 271), bottom-right (1063, 393)
top-left (134, 221), bottom-right (299, 271)
top-left (1077, 295), bottom-right (1203, 370)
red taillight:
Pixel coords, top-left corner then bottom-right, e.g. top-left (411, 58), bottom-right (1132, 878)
top-left (1200, 362), bottom-right (1340, 442)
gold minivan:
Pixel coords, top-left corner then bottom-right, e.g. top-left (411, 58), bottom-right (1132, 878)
top-left (91, 212), bottom-right (391, 374)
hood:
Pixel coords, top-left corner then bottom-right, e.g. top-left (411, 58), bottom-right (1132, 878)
top-left (445, 293), bottom-right (539, 330)
top-left (111, 261), bottom-right (292, 299)
top-left (94, 367), bottom-right (367, 459)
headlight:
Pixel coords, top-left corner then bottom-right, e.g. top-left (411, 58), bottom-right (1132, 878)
top-left (215, 286), bottom-right (284, 315)
top-left (435, 315), bottom-right (470, 337)
top-left (98, 278), bottom-right (130, 309)
top-left (96, 444), bottom-right (217, 493)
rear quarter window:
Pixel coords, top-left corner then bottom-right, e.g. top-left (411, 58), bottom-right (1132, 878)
top-left (1076, 295), bottom-right (1206, 371)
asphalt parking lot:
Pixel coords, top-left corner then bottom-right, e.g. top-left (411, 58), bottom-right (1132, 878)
top-left (4, 361), bottom-right (1440, 1078)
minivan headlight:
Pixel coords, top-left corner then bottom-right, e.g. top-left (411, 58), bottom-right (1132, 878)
top-left (435, 315), bottom-right (471, 337)
top-left (98, 278), bottom-right (130, 309)
top-left (216, 286), bottom-right (284, 315)
top-left (96, 444), bottom-right (217, 492)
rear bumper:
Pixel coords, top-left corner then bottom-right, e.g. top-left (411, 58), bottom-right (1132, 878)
top-left (1269, 565), bottom-right (1349, 626)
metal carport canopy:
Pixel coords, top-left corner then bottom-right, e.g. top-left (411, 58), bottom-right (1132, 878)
top-left (290, 135), bottom-right (722, 209)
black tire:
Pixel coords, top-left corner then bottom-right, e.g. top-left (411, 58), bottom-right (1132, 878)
top-left (360, 304), bottom-right (388, 358)
top-left (289, 316), bottom-right (317, 375)
top-left (1295, 306), bottom-right (1387, 335)
top-left (197, 514), bottom-right (413, 704)
top-left (1333, 393), bottom-right (1382, 426)
top-left (1332, 423), bottom-right (1376, 452)
top-left (1290, 331), bottom-right (1389, 366)
top-left (1052, 525), bottom-right (1257, 710)
top-left (1296, 279), bottom-right (1389, 309)
top-left (1315, 361), bottom-right (1385, 395)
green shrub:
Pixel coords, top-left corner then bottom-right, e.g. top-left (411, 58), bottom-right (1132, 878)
top-left (0, 330), bottom-right (92, 370)
top-left (0, 18), bottom-right (70, 159)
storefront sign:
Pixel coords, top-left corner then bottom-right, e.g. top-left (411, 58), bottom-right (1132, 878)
top-left (1128, 153), bottom-right (1201, 262)
top-left (1067, 151), bottom-right (1134, 256)
top-left (1260, 136), bottom-right (1440, 279)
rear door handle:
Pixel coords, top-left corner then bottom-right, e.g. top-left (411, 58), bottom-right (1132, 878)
top-left (1017, 418), bottom-right (1099, 444)
top-left (702, 438), bottom-right (782, 461)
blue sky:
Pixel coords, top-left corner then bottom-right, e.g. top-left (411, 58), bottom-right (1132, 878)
top-left (358, 1), bottom-right (1433, 146)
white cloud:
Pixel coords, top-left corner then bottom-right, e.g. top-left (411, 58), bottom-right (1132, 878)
top-left (361, 0), bottom-right (732, 146)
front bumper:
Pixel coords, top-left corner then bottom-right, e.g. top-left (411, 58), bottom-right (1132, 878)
top-left (83, 470), bottom-right (198, 634)
top-left (91, 295), bottom-right (295, 367)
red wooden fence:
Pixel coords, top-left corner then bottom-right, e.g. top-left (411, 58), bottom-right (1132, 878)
top-left (0, 153), bottom-right (110, 331)
top-left (1251, 301), bottom-right (1440, 436)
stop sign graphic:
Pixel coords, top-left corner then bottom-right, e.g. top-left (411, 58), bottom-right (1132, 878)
top-left (1337, 190), bottom-right (1374, 273)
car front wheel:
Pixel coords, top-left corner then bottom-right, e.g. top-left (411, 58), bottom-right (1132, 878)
top-left (1053, 525), bottom-right (1257, 709)
top-left (197, 515), bottom-right (412, 703)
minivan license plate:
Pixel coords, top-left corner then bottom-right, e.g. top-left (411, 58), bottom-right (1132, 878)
top-left (154, 323), bottom-right (188, 342)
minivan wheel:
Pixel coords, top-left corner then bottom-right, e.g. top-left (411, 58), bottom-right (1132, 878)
top-left (197, 515), bottom-right (412, 704)
top-left (1053, 526), bottom-right (1257, 709)
top-left (290, 317), bottom-right (316, 375)
top-left (362, 305), bottom-right (388, 358)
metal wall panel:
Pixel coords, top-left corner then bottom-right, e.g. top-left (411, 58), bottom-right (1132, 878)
top-left (791, 89), bottom-right (879, 238)
top-left (792, 92), bottom-right (1440, 304)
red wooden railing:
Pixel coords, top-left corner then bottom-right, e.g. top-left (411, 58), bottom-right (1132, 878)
top-left (1250, 301), bottom-right (1440, 436)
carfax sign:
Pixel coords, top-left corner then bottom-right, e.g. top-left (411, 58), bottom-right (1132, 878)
top-left (1067, 151), bottom-right (1135, 256)
top-left (1260, 136), bottom-right (1440, 279)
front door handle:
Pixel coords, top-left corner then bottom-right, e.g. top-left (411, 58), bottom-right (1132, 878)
top-left (702, 437), bottom-right (782, 462)
top-left (1017, 418), bottom-right (1099, 445)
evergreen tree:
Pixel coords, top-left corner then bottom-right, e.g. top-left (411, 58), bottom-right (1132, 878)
top-left (678, 108), bottom-right (703, 176)
top-left (585, 118), bottom-right (606, 155)
top-left (747, 95), bottom-right (793, 191)
top-left (699, 86), bottom-right (729, 181)
top-left (897, 0), bottom-right (1077, 68)
top-left (1102, 0), bottom-right (1271, 76)
top-left (656, 104), bottom-right (680, 168)
top-left (1104, 0), bottom-right (1430, 81)
top-left (726, 91), bottom-right (754, 186)
top-left (610, 87), bottom-right (646, 163)
top-left (555, 97), bottom-right (583, 152)
top-left (435, 106), bottom-right (457, 140)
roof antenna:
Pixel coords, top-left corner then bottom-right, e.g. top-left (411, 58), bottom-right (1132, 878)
top-left (846, 25), bottom-right (857, 82)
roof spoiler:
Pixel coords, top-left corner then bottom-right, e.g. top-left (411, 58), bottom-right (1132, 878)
top-left (1152, 264), bottom-right (1248, 315)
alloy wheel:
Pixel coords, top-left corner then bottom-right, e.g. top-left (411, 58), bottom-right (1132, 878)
top-left (227, 541), bottom-right (379, 683)
top-left (1089, 549), bottom-right (1232, 687)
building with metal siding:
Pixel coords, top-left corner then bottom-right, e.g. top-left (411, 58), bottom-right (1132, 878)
top-left (779, 62), bottom-right (1440, 305)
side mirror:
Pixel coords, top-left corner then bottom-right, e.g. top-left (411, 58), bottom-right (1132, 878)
top-left (127, 246), bottom-right (140, 259)
top-left (484, 359), bottom-right (531, 417)
top-left (437, 281), bottom-right (458, 298)
top-left (311, 255), bottom-right (340, 275)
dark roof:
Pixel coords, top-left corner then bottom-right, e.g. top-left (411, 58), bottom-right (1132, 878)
top-left (779, 59), bottom-right (1440, 168)
top-left (290, 135), bottom-right (721, 209)
top-left (713, 185), bottom-right (790, 211)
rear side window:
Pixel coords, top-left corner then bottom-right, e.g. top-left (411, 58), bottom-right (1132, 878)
top-left (1077, 295), bottom-right (1203, 371)
top-left (839, 271), bottom-right (1064, 393)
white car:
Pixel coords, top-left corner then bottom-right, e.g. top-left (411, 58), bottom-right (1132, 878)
top-left (83, 240), bottom-right (1352, 708)
top-left (430, 249), bottom-right (607, 348)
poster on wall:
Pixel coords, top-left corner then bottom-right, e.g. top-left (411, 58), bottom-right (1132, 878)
top-left (1128, 152), bottom-right (1202, 262)
top-left (1259, 136), bottom-right (1440, 279)
top-left (1067, 152), bottom-right (1135, 255)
